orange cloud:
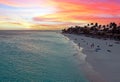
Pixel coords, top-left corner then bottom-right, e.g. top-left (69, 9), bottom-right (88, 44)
top-left (54, 0), bottom-right (120, 15)
top-left (32, 0), bottom-right (120, 27)
top-left (30, 24), bottom-right (65, 30)
top-left (0, 0), bottom-right (120, 30)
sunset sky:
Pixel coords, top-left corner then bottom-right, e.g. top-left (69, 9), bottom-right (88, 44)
top-left (0, 0), bottom-right (120, 30)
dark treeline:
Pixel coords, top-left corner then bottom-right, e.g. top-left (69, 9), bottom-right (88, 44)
top-left (62, 22), bottom-right (120, 40)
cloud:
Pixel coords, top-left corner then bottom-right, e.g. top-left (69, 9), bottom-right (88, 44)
top-left (53, 0), bottom-right (120, 15)
top-left (0, 0), bottom-right (120, 30)
top-left (46, 0), bottom-right (120, 24)
top-left (0, 0), bottom-right (50, 7)
top-left (30, 24), bottom-right (64, 30)
top-left (0, 22), bottom-right (28, 30)
top-left (33, 17), bottom-right (57, 22)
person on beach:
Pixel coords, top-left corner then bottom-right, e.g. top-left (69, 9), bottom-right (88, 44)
top-left (78, 43), bottom-right (80, 49)
top-left (109, 44), bottom-right (113, 47)
top-left (95, 45), bottom-right (101, 52)
top-left (75, 38), bottom-right (77, 41)
top-left (87, 43), bottom-right (88, 45)
top-left (106, 42), bottom-right (107, 45)
top-left (91, 43), bottom-right (94, 48)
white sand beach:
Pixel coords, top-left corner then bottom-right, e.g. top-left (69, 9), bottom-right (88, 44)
top-left (64, 34), bottom-right (120, 82)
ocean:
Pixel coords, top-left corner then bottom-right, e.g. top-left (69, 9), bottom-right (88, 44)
top-left (0, 31), bottom-right (88, 82)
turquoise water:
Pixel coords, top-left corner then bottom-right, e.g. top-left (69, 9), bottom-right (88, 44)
top-left (0, 31), bottom-right (88, 82)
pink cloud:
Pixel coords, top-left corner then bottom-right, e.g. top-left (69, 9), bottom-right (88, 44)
top-left (0, 0), bottom-right (49, 7)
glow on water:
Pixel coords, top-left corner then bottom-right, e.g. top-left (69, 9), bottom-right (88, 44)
top-left (0, 31), bottom-right (88, 82)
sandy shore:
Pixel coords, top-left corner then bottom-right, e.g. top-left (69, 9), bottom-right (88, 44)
top-left (63, 34), bottom-right (120, 82)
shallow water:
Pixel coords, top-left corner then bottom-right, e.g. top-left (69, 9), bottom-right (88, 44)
top-left (0, 31), bottom-right (88, 82)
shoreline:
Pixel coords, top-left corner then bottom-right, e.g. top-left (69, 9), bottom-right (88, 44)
top-left (62, 33), bottom-right (120, 82)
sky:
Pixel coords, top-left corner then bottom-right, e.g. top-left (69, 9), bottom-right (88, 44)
top-left (0, 0), bottom-right (120, 30)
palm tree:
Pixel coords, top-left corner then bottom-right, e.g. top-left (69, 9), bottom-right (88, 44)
top-left (87, 24), bottom-right (90, 26)
top-left (91, 23), bottom-right (94, 25)
top-left (95, 23), bottom-right (98, 27)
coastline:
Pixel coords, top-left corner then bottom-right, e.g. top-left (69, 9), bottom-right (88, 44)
top-left (62, 33), bottom-right (120, 82)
